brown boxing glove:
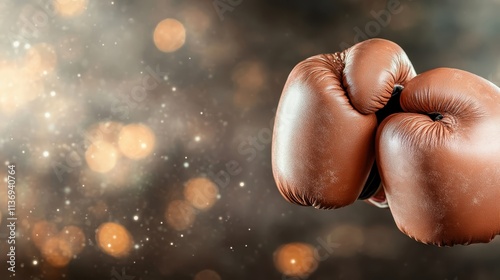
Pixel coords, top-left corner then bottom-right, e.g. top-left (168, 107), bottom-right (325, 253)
top-left (272, 38), bottom-right (416, 209)
top-left (377, 68), bottom-right (500, 245)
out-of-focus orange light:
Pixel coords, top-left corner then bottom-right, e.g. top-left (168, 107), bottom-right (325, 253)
top-left (96, 222), bottom-right (133, 258)
top-left (328, 224), bottom-right (364, 257)
top-left (153, 18), bottom-right (186, 53)
top-left (181, 7), bottom-right (211, 34)
top-left (31, 221), bottom-right (85, 267)
top-left (118, 123), bottom-right (155, 160)
top-left (23, 43), bottom-right (57, 77)
top-left (60, 225), bottom-right (86, 255)
top-left (31, 221), bottom-right (58, 249)
top-left (85, 140), bottom-right (118, 173)
top-left (165, 200), bottom-right (196, 231)
top-left (194, 269), bottom-right (222, 280)
top-left (232, 60), bottom-right (266, 91)
top-left (0, 60), bottom-right (43, 114)
top-left (41, 237), bottom-right (73, 267)
top-left (53, 0), bottom-right (88, 17)
top-left (274, 242), bottom-right (318, 277)
top-left (184, 177), bottom-right (219, 211)
top-left (231, 60), bottom-right (267, 108)
top-left (32, 221), bottom-right (86, 267)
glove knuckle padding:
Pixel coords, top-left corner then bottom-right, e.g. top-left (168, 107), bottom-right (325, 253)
top-left (344, 39), bottom-right (416, 114)
top-left (272, 38), bottom-right (415, 209)
top-left (377, 68), bottom-right (500, 245)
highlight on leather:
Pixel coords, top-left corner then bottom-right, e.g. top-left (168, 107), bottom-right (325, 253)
top-left (272, 38), bottom-right (416, 210)
top-left (376, 67), bottom-right (500, 246)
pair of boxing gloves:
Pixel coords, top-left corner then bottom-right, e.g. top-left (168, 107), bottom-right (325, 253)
top-left (272, 38), bottom-right (500, 246)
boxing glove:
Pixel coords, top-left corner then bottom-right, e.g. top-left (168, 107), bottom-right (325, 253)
top-left (272, 38), bottom-right (416, 209)
top-left (377, 67), bottom-right (500, 245)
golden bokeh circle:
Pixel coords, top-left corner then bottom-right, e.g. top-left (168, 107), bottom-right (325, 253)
top-left (0, 64), bottom-right (43, 114)
top-left (96, 222), bottom-right (133, 258)
top-left (118, 123), bottom-right (156, 160)
top-left (184, 177), bottom-right (219, 211)
top-left (41, 237), bottom-right (73, 267)
top-left (53, 0), bottom-right (88, 17)
top-left (165, 200), bottom-right (196, 231)
top-left (274, 242), bottom-right (318, 277)
top-left (31, 222), bottom-right (87, 267)
top-left (31, 220), bottom-right (58, 249)
top-left (23, 43), bottom-right (57, 77)
top-left (194, 269), bottom-right (222, 280)
top-left (153, 18), bottom-right (186, 53)
top-left (85, 140), bottom-right (118, 173)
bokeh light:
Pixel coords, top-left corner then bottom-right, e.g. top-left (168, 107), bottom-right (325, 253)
top-left (231, 60), bottom-right (267, 109)
top-left (0, 56), bottom-right (44, 114)
top-left (24, 43), bottom-right (57, 77)
top-left (85, 140), bottom-right (119, 173)
top-left (3, 1), bottom-right (500, 279)
top-left (232, 60), bottom-right (266, 91)
top-left (31, 221), bottom-right (58, 250)
top-left (60, 226), bottom-right (86, 256)
top-left (153, 18), bottom-right (186, 53)
top-left (328, 224), bottom-right (365, 257)
top-left (53, 0), bottom-right (88, 17)
top-left (180, 7), bottom-right (212, 35)
top-left (41, 237), bottom-right (73, 267)
top-left (31, 222), bottom-right (86, 268)
top-left (183, 177), bottom-right (219, 211)
top-left (194, 269), bottom-right (222, 280)
top-left (96, 222), bottom-right (134, 258)
top-left (165, 200), bottom-right (196, 231)
top-left (118, 123), bottom-right (156, 160)
top-left (274, 242), bottom-right (318, 277)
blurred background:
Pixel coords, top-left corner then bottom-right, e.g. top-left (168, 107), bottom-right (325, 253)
top-left (1, 0), bottom-right (500, 279)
